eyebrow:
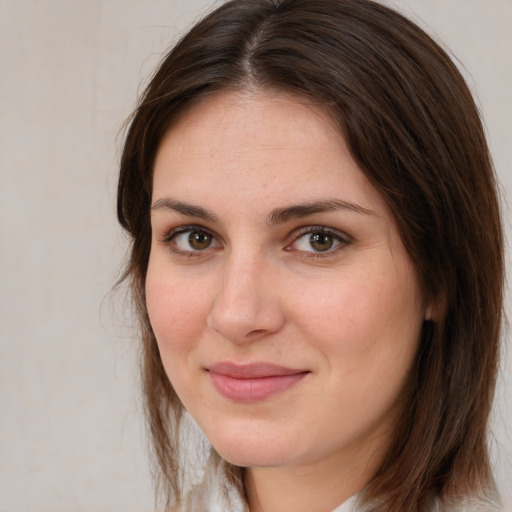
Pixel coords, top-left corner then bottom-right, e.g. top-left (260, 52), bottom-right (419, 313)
top-left (267, 199), bottom-right (377, 225)
top-left (150, 197), bottom-right (376, 225)
top-left (151, 198), bottom-right (219, 223)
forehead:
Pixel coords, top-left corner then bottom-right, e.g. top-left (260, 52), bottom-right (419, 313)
top-left (159, 89), bottom-right (340, 156)
top-left (152, 90), bottom-right (388, 218)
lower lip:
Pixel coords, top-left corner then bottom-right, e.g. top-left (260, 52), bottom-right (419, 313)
top-left (209, 372), bottom-right (308, 402)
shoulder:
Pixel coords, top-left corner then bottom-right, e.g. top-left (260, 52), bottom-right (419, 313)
top-left (429, 487), bottom-right (503, 512)
top-left (353, 486), bottom-right (503, 512)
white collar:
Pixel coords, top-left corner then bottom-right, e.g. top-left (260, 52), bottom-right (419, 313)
top-left (181, 451), bottom-right (360, 512)
top-left (332, 494), bottom-right (359, 512)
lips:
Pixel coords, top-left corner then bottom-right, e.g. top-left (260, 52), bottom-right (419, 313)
top-left (207, 362), bottom-right (309, 402)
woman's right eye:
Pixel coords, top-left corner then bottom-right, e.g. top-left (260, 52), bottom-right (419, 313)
top-left (162, 227), bottom-right (220, 255)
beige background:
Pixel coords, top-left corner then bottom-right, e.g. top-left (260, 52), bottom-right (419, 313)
top-left (0, 1), bottom-right (510, 510)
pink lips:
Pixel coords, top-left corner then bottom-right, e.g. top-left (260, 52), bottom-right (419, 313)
top-left (207, 362), bottom-right (309, 402)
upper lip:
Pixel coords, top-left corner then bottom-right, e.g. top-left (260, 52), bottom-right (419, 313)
top-left (207, 362), bottom-right (309, 379)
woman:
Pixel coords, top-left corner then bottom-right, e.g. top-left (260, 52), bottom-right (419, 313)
top-left (117, 0), bottom-right (504, 510)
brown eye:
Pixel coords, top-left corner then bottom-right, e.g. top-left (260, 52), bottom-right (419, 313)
top-left (290, 227), bottom-right (347, 255)
top-left (169, 228), bottom-right (219, 253)
top-left (188, 230), bottom-right (212, 250)
top-left (309, 232), bottom-right (334, 252)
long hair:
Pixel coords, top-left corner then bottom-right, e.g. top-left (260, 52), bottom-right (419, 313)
top-left (117, 1), bottom-right (504, 510)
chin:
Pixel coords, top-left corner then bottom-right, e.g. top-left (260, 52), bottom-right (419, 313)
top-left (217, 446), bottom-right (292, 468)
top-left (207, 427), bottom-right (302, 468)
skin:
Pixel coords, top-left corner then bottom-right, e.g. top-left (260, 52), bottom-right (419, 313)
top-left (146, 90), bottom-right (429, 512)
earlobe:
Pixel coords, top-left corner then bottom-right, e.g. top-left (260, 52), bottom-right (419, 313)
top-left (424, 291), bottom-right (447, 323)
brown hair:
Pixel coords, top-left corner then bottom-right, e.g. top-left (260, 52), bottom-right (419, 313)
top-left (117, 0), bottom-right (504, 510)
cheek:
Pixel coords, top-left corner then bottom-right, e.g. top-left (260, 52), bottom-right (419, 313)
top-left (287, 263), bottom-right (423, 372)
top-left (145, 268), bottom-right (212, 356)
top-left (291, 268), bottom-right (423, 430)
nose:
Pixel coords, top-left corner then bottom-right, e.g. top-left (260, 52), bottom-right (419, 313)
top-left (206, 253), bottom-right (285, 343)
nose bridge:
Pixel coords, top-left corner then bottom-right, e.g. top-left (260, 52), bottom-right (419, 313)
top-left (207, 247), bottom-right (283, 341)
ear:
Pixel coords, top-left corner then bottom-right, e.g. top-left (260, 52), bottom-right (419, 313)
top-left (424, 291), bottom-right (446, 322)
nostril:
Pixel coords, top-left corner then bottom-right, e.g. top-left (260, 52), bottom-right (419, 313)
top-left (246, 329), bottom-right (266, 337)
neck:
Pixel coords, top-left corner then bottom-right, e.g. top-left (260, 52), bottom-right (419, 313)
top-left (243, 441), bottom-right (384, 512)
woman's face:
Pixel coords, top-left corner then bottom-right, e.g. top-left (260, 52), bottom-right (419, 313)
top-left (147, 91), bottom-right (428, 472)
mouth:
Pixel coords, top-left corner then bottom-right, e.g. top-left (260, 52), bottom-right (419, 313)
top-left (207, 362), bottom-right (310, 402)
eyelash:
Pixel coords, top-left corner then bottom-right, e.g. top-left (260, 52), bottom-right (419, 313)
top-left (288, 226), bottom-right (352, 258)
top-left (158, 224), bottom-right (352, 259)
top-left (159, 224), bottom-right (221, 258)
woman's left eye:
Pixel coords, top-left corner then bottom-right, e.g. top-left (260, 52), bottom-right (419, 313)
top-left (290, 228), bottom-right (349, 255)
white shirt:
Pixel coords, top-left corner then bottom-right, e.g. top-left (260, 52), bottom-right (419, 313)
top-left (177, 451), bottom-right (503, 512)
top-left (179, 452), bottom-right (359, 512)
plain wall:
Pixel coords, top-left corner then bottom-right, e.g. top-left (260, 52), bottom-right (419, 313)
top-left (0, 1), bottom-right (510, 510)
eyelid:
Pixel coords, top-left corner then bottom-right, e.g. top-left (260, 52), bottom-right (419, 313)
top-left (286, 225), bottom-right (352, 256)
top-left (158, 224), bottom-right (222, 255)
top-left (157, 223), bottom-right (352, 259)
